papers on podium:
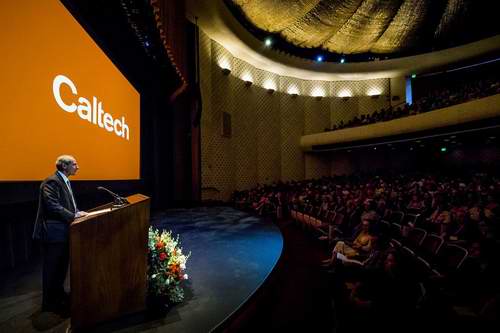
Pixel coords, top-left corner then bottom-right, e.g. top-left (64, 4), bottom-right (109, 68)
top-left (85, 208), bottom-right (113, 218)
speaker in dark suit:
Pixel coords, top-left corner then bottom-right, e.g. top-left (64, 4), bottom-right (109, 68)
top-left (33, 155), bottom-right (88, 314)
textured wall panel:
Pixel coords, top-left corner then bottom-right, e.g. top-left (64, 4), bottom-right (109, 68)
top-left (279, 77), bottom-right (305, 181)
top-left (199, 34), bottom-right (393, 200)
top-left (305, 153), bottom-right (331, 179)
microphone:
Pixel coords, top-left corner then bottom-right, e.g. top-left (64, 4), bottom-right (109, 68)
top-left (97, 186), bottom-right (129, 206)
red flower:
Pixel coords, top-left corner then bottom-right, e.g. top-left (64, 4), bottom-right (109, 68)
top-left (156, 241), bottom-right (165, 250)
top-left (159, 252), bottom-right (168, 261)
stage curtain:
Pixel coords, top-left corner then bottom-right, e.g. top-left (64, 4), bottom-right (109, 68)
top-left (151, 0), bottom-right (188, 98)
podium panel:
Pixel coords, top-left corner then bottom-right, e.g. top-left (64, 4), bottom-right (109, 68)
top-left (70, 194), bottom-right (150, 331)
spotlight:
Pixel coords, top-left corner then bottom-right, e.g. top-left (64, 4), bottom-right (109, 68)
top-left (340, 58), bottom-right (345, 64)
top-left (441, 147), bottom-right (447, 152)
top-left (264, 37), bottom-right (272, 47)
top-left (316, 55), bottom-right (323, 62)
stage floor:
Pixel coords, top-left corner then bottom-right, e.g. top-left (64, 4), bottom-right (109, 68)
top-left (0, 206), bottom-right (283, 332)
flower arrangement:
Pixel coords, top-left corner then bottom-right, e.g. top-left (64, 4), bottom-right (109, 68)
top-left (148, 227), bottom-right (190, 304)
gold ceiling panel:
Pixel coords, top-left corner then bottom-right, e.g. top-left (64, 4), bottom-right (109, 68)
top-left (280, 0), bottom-right (364, 48)
top-left (229, 0), bottom-right (486, 55)
top-left (435, 0), bottom-right (467, 40)
top-left (233, 0), bottom-right (321, 33)
top-left (371, 0), bottom-right (429, 53)
top-left (324, 0), bottom-right (403, 54)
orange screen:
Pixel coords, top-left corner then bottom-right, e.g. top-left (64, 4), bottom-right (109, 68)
top-left (0, 0), bottom-right (140, 180)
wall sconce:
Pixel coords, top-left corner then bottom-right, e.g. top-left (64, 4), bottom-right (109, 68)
top-left (267, 88), bottom-right (275, 94)
top-left (342, 96), bottom-right (350, 101)
top-left (315, 96), bottom-right (323, 101)
top-left (370, 94), bottom-right (380, 99)
top-left (290, 93), bottom-right (298, 98)
top-left (244, 80), bottom-right (252, 87)
top-left (221, 68), bottom-right (231, 76)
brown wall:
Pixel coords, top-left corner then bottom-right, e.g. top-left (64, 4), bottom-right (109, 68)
top-left (199, 32), bottom-right (391, 200)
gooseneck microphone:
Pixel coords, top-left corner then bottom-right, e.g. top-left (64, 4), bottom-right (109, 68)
top-left (97, 186), bottom-right (129, 206)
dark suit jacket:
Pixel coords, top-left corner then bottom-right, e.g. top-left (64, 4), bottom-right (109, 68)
top-left (33, 172), bottom-right (76, 242)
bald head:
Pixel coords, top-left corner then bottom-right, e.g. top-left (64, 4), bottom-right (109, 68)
top-left (55, 155), bottom-right (79, 176)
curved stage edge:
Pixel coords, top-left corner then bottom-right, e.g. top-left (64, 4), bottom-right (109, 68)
top-left (0, 206), bottom-right (282, 333)
top-left (148, 206), bottom-right (283, 333)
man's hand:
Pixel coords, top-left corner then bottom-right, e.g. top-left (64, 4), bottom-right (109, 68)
top-left (75, 211), bottom-right (88, 218)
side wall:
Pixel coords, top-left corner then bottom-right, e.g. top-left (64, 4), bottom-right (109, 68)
top-left (199, 32), bottom-right (392, 200)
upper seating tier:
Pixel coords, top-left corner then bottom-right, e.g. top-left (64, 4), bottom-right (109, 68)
top-left (301, 94), bottom-right (500, 150)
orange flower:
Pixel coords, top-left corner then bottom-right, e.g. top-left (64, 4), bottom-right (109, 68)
top-left (155, 241), bottom-right (165, 250)
top-left (169, 263), bottom-right (180, 274)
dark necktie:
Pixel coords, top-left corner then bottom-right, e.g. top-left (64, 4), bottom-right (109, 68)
top-left (66, 180), bottom-right (77, 211)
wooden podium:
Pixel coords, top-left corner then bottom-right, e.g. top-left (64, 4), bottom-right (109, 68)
top-left (69, 194), bottom-right (150, 331)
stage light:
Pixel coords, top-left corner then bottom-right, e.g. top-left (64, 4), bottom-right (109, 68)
top-left (287, 85), bottom-right (300, 96)
top-left (441, 147), bottom-right (447, 152)
top-left (264, 37), bottom-right (272, 47)
top-left (367, 87), bottom-right (382, 97)
top-left (316, 55), bottom-right (323, 62)
top-left (241, 72), bottom-right (253, 87)
top-left (263, 79), bottom-right (277, 94)
top-left (338, 89), bottom-right (352, 98)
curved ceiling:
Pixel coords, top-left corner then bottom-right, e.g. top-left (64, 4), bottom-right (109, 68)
top-left (227, 0), bottom-right (500, 57)
top-left (186, 0), bottom-right (500, 80)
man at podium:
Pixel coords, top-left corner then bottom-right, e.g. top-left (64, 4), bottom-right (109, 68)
top-left (32, 155), bottom-right (88, 315)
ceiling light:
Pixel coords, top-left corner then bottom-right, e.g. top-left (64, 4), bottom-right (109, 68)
top-left (264, 37), bottom-right (272, 47)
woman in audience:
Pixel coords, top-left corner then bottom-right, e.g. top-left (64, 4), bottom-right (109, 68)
top-left (321, 219), bottom-right (375, 267)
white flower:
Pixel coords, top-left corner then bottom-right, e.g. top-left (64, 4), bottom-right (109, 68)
top-left (152, 274), bottom-right (157, 279)
top-left (183, 274), bottom-right (189, 280)
top-left (180, 263), bottom-right (186, 269)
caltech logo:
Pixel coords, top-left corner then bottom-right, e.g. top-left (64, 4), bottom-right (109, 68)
top-left (52, 74), bottom-right (129, 140)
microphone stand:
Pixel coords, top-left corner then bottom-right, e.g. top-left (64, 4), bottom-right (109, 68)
top-left (97, 186), bottom-right (129, 208)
